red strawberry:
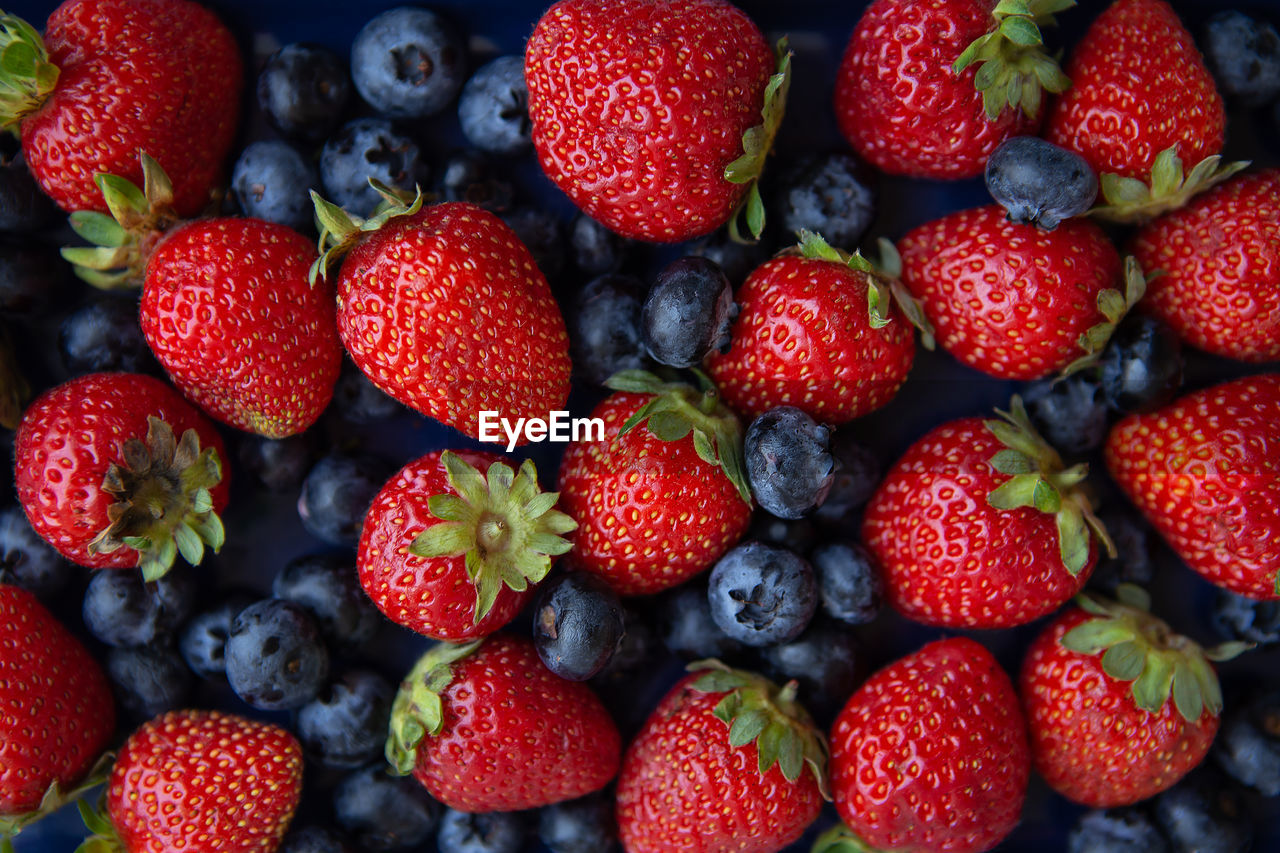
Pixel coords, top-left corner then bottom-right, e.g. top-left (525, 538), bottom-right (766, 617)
top-left (557, 373), bottom-right (752, 596)
top-left (863, 397), bottom-right (1111, 628)
top-left (0, 0), bottom-right (241, 215)
top-left (358, 449), bottom-right (575, 642)
top-left (615, 663), bottom-right (827, 853)
top-left (525, 0), bottom-right (786, 242)
top-left (14, 372), bottom-right (229, 580)
top-left (1105, 373), bottom-right (1280, 600)
top-left (823, 637), bottom-right (1029, 853)
top-left (386, 633), bottom-right (621, 812)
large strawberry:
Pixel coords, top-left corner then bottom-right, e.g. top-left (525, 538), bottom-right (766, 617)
top-left (0, 0), bottom-right (241, 214)
top-left (386, 634), bottom-right (621, 812)
top-left (525, 0), bottom-right (788, 242)
top-left (14, 372), bottom-right (229, 580)
top-left (1105, 373), bottom-right (1280, 600)
top-left (862, 397), bottom-right (1112, 628)
top-left (615, 662), bottom-right (827, 853)
top-left (557, 372), bottom-right (752, 596)
top-left (359, 449), bottom-right (575, 642)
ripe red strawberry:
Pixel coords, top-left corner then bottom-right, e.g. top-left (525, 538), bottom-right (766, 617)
top-left (0, 0), bottom-right (241, 215)
top-left (557, 373), bottom-right (752, 596)
top-left (898, 204), bottom-right (1124, 380)
top-left (615, 662), bottom-right (827, 853)
top-left (14, 372), bottom-right (229, 580)
top-left (824, 637), bottom-right (1029, 853)
top-left (863, 398), bottom-right (1111, 628)
top-left (525, 0), bottom-right (785, 242)
top-left (386, 633), bottom-right (621, 812)
top-left (358, 449), bottom-right (575, 642)
top-left (1105, 373), bottom-right (1280, 600)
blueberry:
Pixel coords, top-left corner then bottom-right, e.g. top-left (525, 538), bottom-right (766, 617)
top-left (1087, 506), bottom-right (1155, 594)
top-left (0, 244), bottom-right (64, 315)
top-left (279, 826), bottom-right (352, 853)
top-left (224, 598), bottom-right (330, 710)
top-left (351, 8), bottom-right (466, 119)
top-left (745, 407), bottom-right (834, 520)
top-left (538, 793), bottom-right (618, 853)
top-left (331, 359), bottom-right (404, 424)
top-left (320, 119), bottom-right (426, 217)
top-left (532, 572), bottom-right (625, 681)
top-left (83, 567), bottom-right (198, 648)
top-left (660, 580), bottom-right (743, 661)
top-left (1211, 590), bottom-right (1280, 647)
top-left (502, 207), bottom-right (565, 281)
top-left (812, 540), bottom-right (882, 626)
top-left (688, 231), bottom-right (769, 287)
top-left (238, 432), bottom-right (321, 494)
top-left (985, 136), bottom-right (1099, 230)
top-left (232, 141), bottom-right (319, 232)
top-left (297, 669), bottom-right (394, 769)
top-left (436, 151), bottom-right (515, 212)
top-left (178, 592), bottom-right (255, 680)
top-left (594, 604), bottom-right (656, 679)
top-left (571, 273), bottom-right (650, 386)
top-left (1153, 773), bottom-right (1253, 853)
top-left (1068, 809), bottom-right (1169, 853)
top-left (273, 552), bottom-right (382, 650)
top-left (1022, 372), bottom-right (1108, 457)
top-left (0, 506), bottom-right (72, 601)
top-left (334, 764), bottom-right (440, 851)
top-left (707, 541), bottom-right (818, 646)
top-left (106, 643), bottom-right (194, 722)
top-left (258, 43), bottom-right (352, 142)
top-left (640, 257), bottom-right (736, 368)
top-left (59, 295), bottom-right (158, 375)
top-left (458, 56), bottom-right (531, 156)
top-left (0, 140), bottom-right (55, 233)
top-left (776, 152), bottom-right (876, 250)
top-left (298, 451), bottom-right (390, 546)
top-left (757, 618), bottom-right (860, 725)
top-left (438, 808), bottom-right (525, 853)
top-left (1099, 314), bottom-right (1183, 415)
top-left (570, 216), bottom-right (624, 277)
top-left (747, 515), bottom-right (817, 556)
top-left (1204, 11), bottom-right (1280, 106)
top-left (1214, 691), bottom-right (1280, 795)
top-left (811, 430), bottom-right (880, 528)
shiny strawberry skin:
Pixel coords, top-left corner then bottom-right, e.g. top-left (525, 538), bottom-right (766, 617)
top-left (557, 392), bottom-right (751, 596)
top-left (336, 202), bottom-right (571, 442)
top-left (1104, 374), bottom-right (1280, 600)
top-left (107, 710), bottom-right (302, 853)
top-left (863, 417), bottom-right (1093, 628)
top-left (411, 634), bottom-right (621, 812)
top-left (1130, 169), bottom-right (1280, 362)
top-left (13, 373), bottom-right (230, 570)
top-left (525, 0), bottom-right (772, 242)
top-left (834, 0), bottom-right (1039, 180)
top-left (898, 205), bottom-right (1121, 380)
top-left (21, 0), bottom-right (241, 215)
top-left (831, 637), bottom-right (1030, 853)
top-left (705, 256), bottom-right (915, 424)
top-left (615, 673), bottom-right (823, 853)
top-left (0, 586), bottom-right (114, 815)
top-left (1044, 0), bottom-right (1224, 179)
top-left (140, 218), bottom-right (342, 439)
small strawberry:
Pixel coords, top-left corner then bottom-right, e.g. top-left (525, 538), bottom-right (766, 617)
top-left (78, 709), bottom-right (303, 852)
top-left (821, 637), bottom-right (1030, 853)
top-left (615, 662), bottom-right (827, 853)
top-left (0, 0), bottom-right (241, 215)
top-left (557, 371), bottom-right (752, 596)
top-left (863, 397), bottom-right (1113, 628)
top-left (358, 449), bottom-right (576, 642)
top-left (14, 372), bottom-right (229, 580)
top-left (1105, 373), bottom-right (1280, 600)
top-left (386, 634), bottom-right (621, 812)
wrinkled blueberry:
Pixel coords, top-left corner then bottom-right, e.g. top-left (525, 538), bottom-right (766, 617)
top-left (320, 119), bottom-right (426, 217)
top-left (83, 567), bottom-right (198, 648)
top-left (1099, 314), bottom-right (1183, 415)
top-left (745, 406), bottom-right (834, 520)
top-left (59, 295), bottom-right (158, 375)
top-left (258, 43), bottom-right (352, 142)
top-left (1204, 11), bottom-right (1280, 105)
top-left (297, 669), bottom-right (394, 769)
top-left (571, 273), bottom-right (650, 386)
top-left (335, 764), bottom-right (440, 851)
top-left (1022, 372), bottom-right (1108, 457)
top-left (707, 541), bottom-right (818, 646)
top-left (1068, 808), bottom-right (1169, 853)
top-left (985, 136), bottom-right (1098, 230)
top-left (178, 591), bottom-right (255, 681)
top-left (106, 642), bottom-right (194, 721)
top-left (641, 257), bottom-right (736, 368)
top-left (225, 598), bottom-right (330, 710)
top-left (776, 152), bottom-right (876, 250)
top-left (273, 552), bottom-right (382, 650)
top-left (812, 540), bottom-right (882, 626)
top-left (438, 808), bottom-right (525, 853)
top-left (458, 56), bottom-right (531, 156)
top-left (232, 141), bottom-right (319, 232)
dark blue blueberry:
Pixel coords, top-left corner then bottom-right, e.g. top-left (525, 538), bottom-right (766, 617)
top-left (812, 540), bottom-right (882, 626)
top-left (225, 598), bottom-right (330, 711)
top-left (273, 552), bottom-right (382, 650)
top-left (436, 151), bottom-right (515, 212)
top-left (320, 119), bottom-right (426, 217)
top-left (238, 431), bottom-right (321, 494)
top-left (503, 207), bottom-right (565, 281)
top-left (178, 591), bottom-right (255, 681)
top-left (1153, 773), bottom-right (1253, 853)
top-left (571, 216), bottom-right (624, 277)
top-left (538, 793), bottom-right (618, 853)
top-left (82, 567), bottom-right (198, 648)
top-left (0, 245), bottom-right (64, 315)
top-left (0, 141), bottom-right (55, 233)
top-left (1099, 314), bottom-right (1184, 415)
top-left (232, 141), bottom-right (319, 232)
top-left (331, 359), bottom-right (404, 424)
top-left (660, 580), bottom-right (743, 661)
top-left (298, 451), bottom-right (391, 546)
top-left (1087, 506), bottom-right (1155, 594)
top-left (776, 152), bottom-right (876, 250)
top-left (594, 604), bottom-right (656, 679)
top-left (351, 8), bottom-right (465, 119)
top-left (812, 430), bottom-right (880, 529)
top-left (985, 136), bottom-right (1099, 230)
top-left (1212, 590), bottom-right (1280, 647)
top-left (757, 617), bottom-right (860, 725)
top-left (106, 642), bottom-right (194, 722)
top-left (1204, 12), bottom-right (1280, 106)
top-left (1022, 372), bottom-right (1108, 457)
top-left (279, 826), bottom-right (352, 853)
top-left (458, 56), bottom-right (531, 156)
top-left (532, 571), bottom-right (625, 681)
top-left (0, 506), bottom-right (72, 601)
top-left (641, 257), bottom-right (736, 368)
top-left (744, 407), bottom-right (834, 520)
top-left (334, 764), bottom-right (440, 851)
top-left (438, 808), bottom-right (524, 853)
top-left (297, 669), bottom-right (394, 769)
top-left (258, 43), bottom-right (352, 142)
top-left (1068, 809), bottom-right (1169, 853)
top-left (571, 273), bottom-right (650, 386)
top-left (58, 295), bottom-right (158, 375)
top-left (707, 541), bottom-right (818, 646)
top-left (747, 514), bottom-right (817, 556)
top-left (1215, 691), bottom-right (1280, 795)
top-left (688, 232), bottom-right (768, 287)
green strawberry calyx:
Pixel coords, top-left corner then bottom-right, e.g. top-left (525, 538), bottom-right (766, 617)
top-left (810, 822), bottom-right (891, 853)
top-left (1060, 585), bottom-right (1252, 723)
top-left (953, 0), bottom-right (1074, 121)
top-left (1089, 146), bottom-right (1250, 224)
top-left (385, 639), bottom-right (483, 776)
top-left (72, 785), bottom-right (128, 853)
top-left (688, 659), bottom-right (830, 799)
top-left (309, 180), bottom-right (425, 285)
top-left (604, 369), bottom-right (752, 504)
top-left (983, 396), bottom-right (1114, 575)
top-left (0, 13), bottom-right (59, 130)
top-left (1061, 255), bottom-right (1148, 377)
top-left (408, 451), bottom-right (576, 625)
top-left (0, 752), bottom-right (113, 851)
top-left (725, 37), bottom-right (792, 244)
top-left (85, 416), bottom-right (225, 582)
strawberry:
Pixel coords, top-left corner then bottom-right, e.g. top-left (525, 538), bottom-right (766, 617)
top-left (862, 397), bottom-right (1112, 628)
top-left (557, 372), bottom-right (752, 596)
top-left (79, 709), bottom-right (303, 852)
top-left (524, 0), bottom-right (788, 242)
top-left (1105, 373), bottom-right (1280, 600)
top-left (615, 662), bottom-right (827, 853)
top-left (820, 637), bottom-right (1029, 853)
top-left (14, 372), bottom-right (229, 580)
top-left (386, 633), bottom-right (621, 812)
top-left (358, 449), bottom-right (575, 642)
top-left (833, 0), bottom-right (1070, 180)
top-left (0, 0), bottom-right (241, 215)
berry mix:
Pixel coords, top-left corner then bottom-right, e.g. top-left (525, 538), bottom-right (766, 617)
top-left (0, 0), bottom-right (1277, 851)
